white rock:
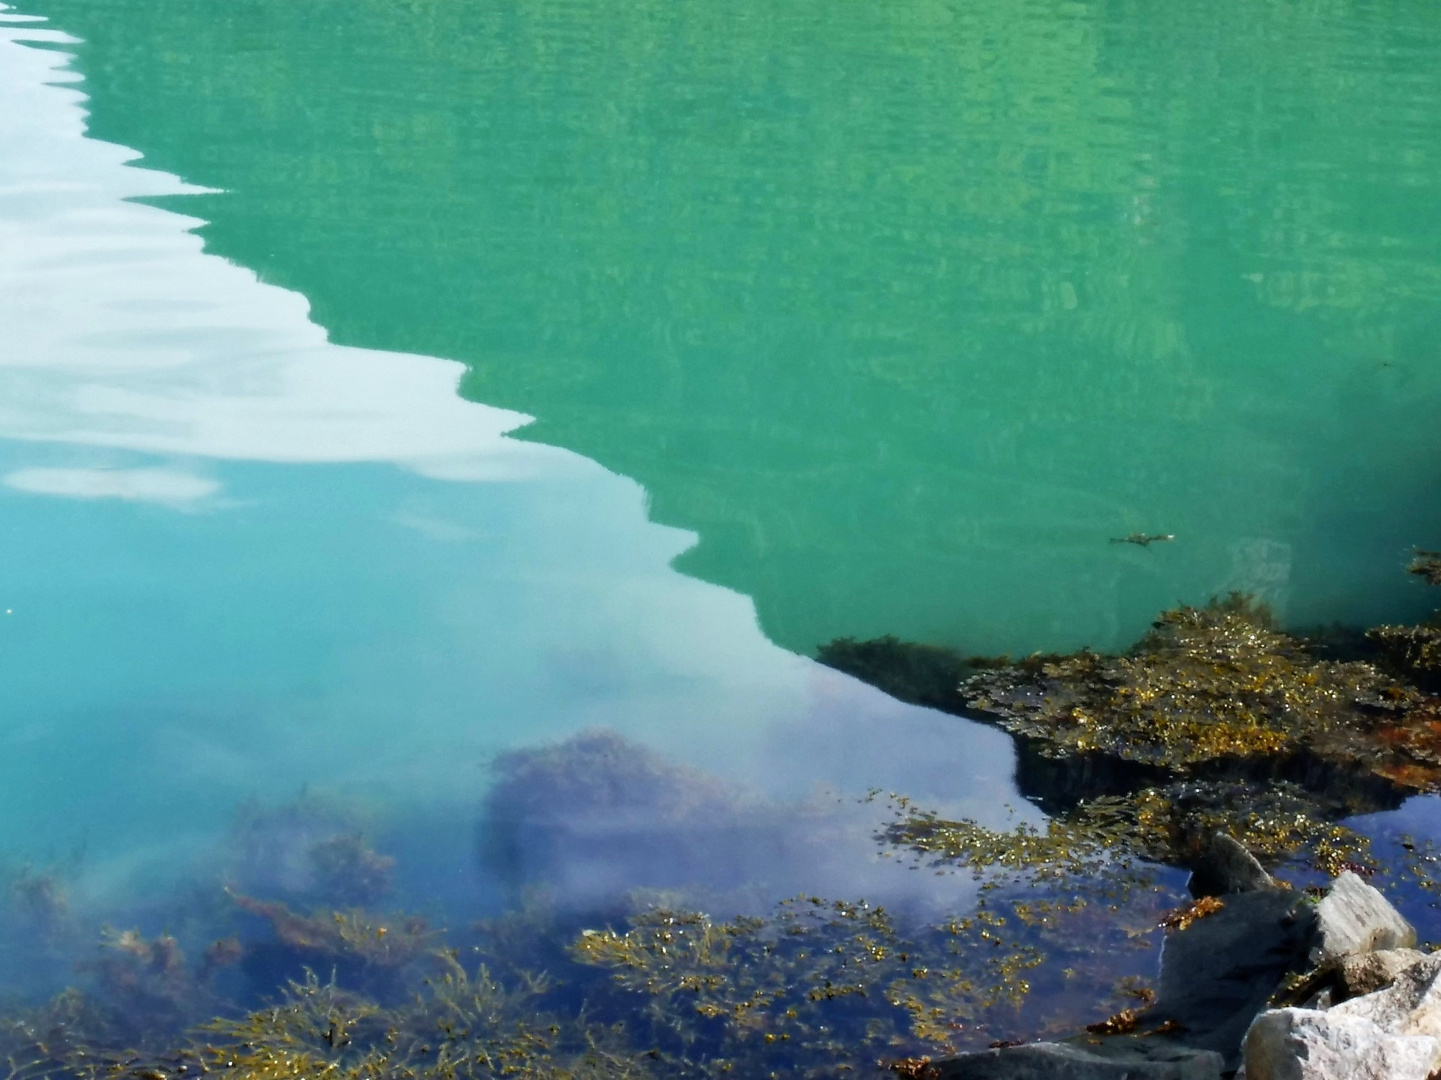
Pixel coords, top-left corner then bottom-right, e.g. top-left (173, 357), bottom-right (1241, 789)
top-left (1332, 953), bottom-right (1441, 1038)
top-left (1309, 872), bottom-right (1416, 965)
top-left (1242, 1007), bottom-right (1441, 1080)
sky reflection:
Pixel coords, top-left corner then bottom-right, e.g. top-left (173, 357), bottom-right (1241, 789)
top-left (0, 14), bottom-right (1022, 924)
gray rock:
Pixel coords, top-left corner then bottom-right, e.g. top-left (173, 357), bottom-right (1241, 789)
top-left (1189, 833), bottom-right (1276, 898)
top-left (1242, 1006), bottom-right (1441, 1080)
top-left (930, 1040), bottom-right (1223, 1080)
top-left (1331, 952), bottom-right (1441, 1037)
top-left (1309, 872), bottom-right (1416, 965)
top-left (1151, 888), bottom-right (1318, 1067)
top-left (1340, 948), bottom-right (1428, 998)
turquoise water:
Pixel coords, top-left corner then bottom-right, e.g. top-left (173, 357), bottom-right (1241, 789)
top-left (20, 0), bottom-right (1441, 659)
top-left (2, 0), bottom-right (1441, 1055)
top-left (0, 15), bottom-right (1021, 928)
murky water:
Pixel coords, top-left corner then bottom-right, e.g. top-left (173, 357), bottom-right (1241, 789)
top-left (2, 0), bottom-right (1441, 1072)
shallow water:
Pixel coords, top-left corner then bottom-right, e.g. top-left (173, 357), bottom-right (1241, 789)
top-left (0, 4), bottom-right (1034, 903)
top-left (2, 0), bottom-right (1441, 1069)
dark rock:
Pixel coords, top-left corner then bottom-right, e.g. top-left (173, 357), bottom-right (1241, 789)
top-left (1150, 889), bottom-right (1318, 1068)
top-left (1188, 833), bottom-right (1276, 898)
top-left (929, 1040), bottom-right (1222, 1079)
top-left (815, 635), bottom-right (970, 712)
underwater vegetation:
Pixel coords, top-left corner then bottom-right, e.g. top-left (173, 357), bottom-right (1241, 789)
top-left (227, 794), bottom-right (396, 908)
top-left (0, 880), bottom-right (1177, 1080)
top-left (0, 869), bottom-right (1177, 1080)
top-left (0, 762), bottom-right (1183, 1080)
top-left (7, 560), bottom-right (1441, 1077)
top-left (822, 559), bottom-right (1441, 882)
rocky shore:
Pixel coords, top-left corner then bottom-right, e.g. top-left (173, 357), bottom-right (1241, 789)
top-left (930, 835), bottom-right (1441, 1080)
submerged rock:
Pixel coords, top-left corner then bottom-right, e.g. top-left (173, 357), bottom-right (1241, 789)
top-left (1151, 889), bottom-right (1318, 1065)
top-left (1241, 1007), bottom-right (1441, 1080)
top-left (1188, 833), bottom-right (1276, 898)
top-left (930, 1040), bottom-right (1223, 1080)
top-left (1309, 871), bottom-right (1416, 965)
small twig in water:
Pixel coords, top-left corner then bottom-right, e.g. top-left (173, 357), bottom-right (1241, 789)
top-left (1110, 533), bottom-right (1175, 549)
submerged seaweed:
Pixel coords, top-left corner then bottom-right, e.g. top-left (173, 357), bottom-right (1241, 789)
top-left (0, 887), bottom-right (1159, 1080)
top-left (7, 565), bottom-right (1441, 1078)
top-left (824, 571), bottom-right (1441, 884)
top-left (961, 594), bottom-right (1419, 772)
top-left (882, 779), bottom-right (1374, 884)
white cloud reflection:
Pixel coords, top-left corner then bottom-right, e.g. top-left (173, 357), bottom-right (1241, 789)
top-left (0, 22), bottom-right (564, 485)
top-left (4, 465), bottom-right (219, 503)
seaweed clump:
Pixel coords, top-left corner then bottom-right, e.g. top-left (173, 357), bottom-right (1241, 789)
top-left (228, 795), bottom-right (395, 908)
top-left (882, 779), bottom-right (1374, 883)
top-left (962, 594), bottom-right (1416, 772)
top-left (85, 964), bottom-right (658, 1080)
top-left (231, 893), bottom-right (440, 1001)
top-left (566, 890), bottom-right (1158, 1065)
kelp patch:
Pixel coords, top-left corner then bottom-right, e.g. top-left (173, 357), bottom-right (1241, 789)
top-left (5, 562), bottom-right (1441, 1077)
top-left (961, 594), bottom-right (1421, 773)
top-left (0, 885), bottom-right (1171, 1080)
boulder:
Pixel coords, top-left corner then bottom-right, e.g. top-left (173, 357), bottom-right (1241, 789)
top-left (1151, 889), bottom-right (1318, 1066)
top-left (930, 1040), bottom-right (1223, 1080)
top-left (1242, 1006), bottom-right (1441, 1080)
top-left (1188, 833), bottom-right (1276, 898)
top-left (1331, 952), bottom-right (1441, 1038)
top-left (1339, 948), bottom-right (1427, 998)
top-left (1309, 872), bottom-right (1415, 965)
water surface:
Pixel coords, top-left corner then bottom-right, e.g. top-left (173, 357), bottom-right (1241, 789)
top-left (0, 11), bottom-right (1019, 925)
top-left (23, 0), bottom-right (1441, 656)
top-left (2, 0), bottom-right (1441, 1065)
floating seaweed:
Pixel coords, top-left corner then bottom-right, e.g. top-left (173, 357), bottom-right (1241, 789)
top-left (1408, 551), bottom-right (1441, 588)
top-left (1368, 623), bottom-right (1441, 685)
top-left (1109, 533), bottom-right (1176, 548)
top-left (825, 580), bottom-right (1441, 887)
top-left (881, 779), bottom-right (1373, 887)
top-left (1158, 897), bottom-right (1225, 933)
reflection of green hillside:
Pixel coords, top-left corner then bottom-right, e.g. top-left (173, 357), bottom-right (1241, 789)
top-left (33, 0), bottom-right (1441, 654)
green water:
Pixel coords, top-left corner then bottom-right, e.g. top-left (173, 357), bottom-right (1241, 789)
top-left (29, 0), bottom-right (1441, 656)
